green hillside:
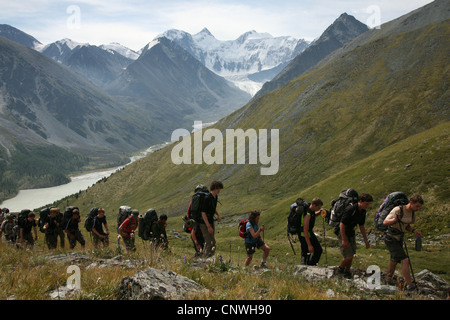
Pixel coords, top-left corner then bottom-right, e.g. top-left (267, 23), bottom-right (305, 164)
top-left (53, 19), bottom-right (449, 225)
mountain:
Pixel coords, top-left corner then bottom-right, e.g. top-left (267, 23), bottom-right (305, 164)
top-left (40, 39), bottom-right (134, 87)
top-left (160, 28), bottom-right (310, 95)
top-left (0, 36), bottom-right (157, 201)
top-left (105, 37), bottom-right (251, 127)
top-left (0, 24), bottom-right (43, 50)
top-left (54, 0), bottom-right (449, 243)
top-left (254, 13), bottom-right (368, 99)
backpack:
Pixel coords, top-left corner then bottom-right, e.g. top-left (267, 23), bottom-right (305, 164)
top-left (38, 208), bottom-right (50, 233)
top-left (18, 209), bottom-right (31, 227)
top-left (329, 189), bottom-right (359, 227)
top-left (189, 184), bottom-right (210, 223)
top-left (287, 198), bottom-right (307, 235)
top-left (138, 208), bottom-right (158, 240)
top-left (238, 218), bottom-right (249, 238)
top-left (117, 206), bottom-right (132, 230)
top-left (374, 192), bottom-right (410, 232)
top-left (63, 206), bottom-right (79, 226)
top-left (84, 207), bottom-right (100, 232)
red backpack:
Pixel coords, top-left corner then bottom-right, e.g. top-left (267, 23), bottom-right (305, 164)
top-left (238, 218), bottom-right (249, 238)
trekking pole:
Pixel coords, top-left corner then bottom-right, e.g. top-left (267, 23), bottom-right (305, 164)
top-left (262, 224), bottom-right (265, 241)
top-left (287, 233), bottom-right (296, 255)
top-left (403, 238), bottom-right (418, 292)
top-left (322, 213), bottom-right (328, 267)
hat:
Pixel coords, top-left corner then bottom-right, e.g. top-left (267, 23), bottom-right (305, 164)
top-left (131, 209), bottom-right (139, 216)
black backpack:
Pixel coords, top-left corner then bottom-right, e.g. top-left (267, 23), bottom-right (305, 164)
top-left (38, 208), bottom-right (51, 233)
top-left (374, 192), bottom-right (410, 232)
top-left (138, 208), bottom-right (158, 240)
top-left (287, 198), bottom-right (307, 235)
top-left (117, 206), bottom-right (132, 230)
top-left (18, 209), bottom-right (31, 227)
top-left (189, 185), bottom-right (210, 223)
top-left (63, 206), bottom-right (79, 226)
top-left (329, 189), bottom-right (359, 227)
top-left (84, 207), bottom-right (100, 232)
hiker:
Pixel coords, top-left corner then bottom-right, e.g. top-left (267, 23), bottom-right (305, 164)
top-left (91, 208), bottom-right (110, 248)
top-left (383, 194), bottom-right (424, 291)
top-left (244, 210), bottom-right (270, 268)
top-left (0, 207), bottom-right (9, 224)
top-left (149, 214), bottom-right (168, 249)
top-left (335, 192), bottom-right (373, 278)
top-left (118, 209), bottom-right (139, 251)
top-left (55, 208), bottom-right (65, 249)
top-left (42, 207), bottom-right (63, 250)
top-left (19, 211), bottom-right (38, 248)
top-left (199, 180), bottom-right (223, 258)
top-left (300, 198), bottom-right (324, 265)
top-left (1, 213), bottom-right (17, 244)
top-left (64, 208), bottom-right (85, 250)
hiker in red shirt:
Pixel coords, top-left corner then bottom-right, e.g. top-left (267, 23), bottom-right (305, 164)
top-left (118, 209), bottom-right (139, 251)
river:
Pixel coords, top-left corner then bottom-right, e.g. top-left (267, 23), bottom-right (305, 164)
top-left (0, 142), bottom-right (170, 212)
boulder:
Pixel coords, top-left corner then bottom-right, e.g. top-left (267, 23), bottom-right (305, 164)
top-left (118, 267), bottom-right (206, 300)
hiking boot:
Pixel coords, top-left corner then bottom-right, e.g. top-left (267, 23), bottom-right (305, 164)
top-left (405, 283), bottom-right (417, 292)
top-left (260, 261), bottom-right (268, 268)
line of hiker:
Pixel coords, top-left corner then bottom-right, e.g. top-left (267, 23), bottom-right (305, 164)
top-left (0, 205), bottom-right (169, 252)
top-left (284, 188), bottom-right (424, 292)
top-left (1, 182), bottom-right (424, 292)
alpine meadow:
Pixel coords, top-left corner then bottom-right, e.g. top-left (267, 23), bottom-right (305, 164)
top-left (0, 0), bottom-right (449, 302)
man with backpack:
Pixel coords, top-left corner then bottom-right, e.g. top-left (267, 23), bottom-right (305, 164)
top-left (64, 208), bottom-right (85, 250)
top-left (334, 192), bottom-right (373, 278)
top-left (42, 207), bottom-right (63, 250)
top-left (18, 210), bottom-right (38, 248)
top-left (383, 194), bottom-right (423, 291)
top-left (149, 213), bottom-right (169, 250)
top-left (1, 213), bottom-right (17, 244)
top-left (198, 180), bottom-right (223, 258)
top-left (91, 208), bottom-right (110, 248)
top-left (118, 209), bottom-right (139, 251)
top-left (244, 210), bottom-right (270, 268)
top-left (300, 198), bottom-right (324, 266)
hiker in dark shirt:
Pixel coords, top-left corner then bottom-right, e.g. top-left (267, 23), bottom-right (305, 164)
top-left (300, 198), bottom-right (324, 265)
top-left (43, 208), bottom-right (63, 250)
top-left (64, 209), bottom-right (85, 250)
top-left (92, 208), bottom-right (109, 248)
top-left (335, 193), bottom-right (373, 278)
top-left (19, 211), bottom-right (38, 248)
top-left (199, 180), bottom-right (223, 258)
top-left (150, 214), bottom-right (168, 249)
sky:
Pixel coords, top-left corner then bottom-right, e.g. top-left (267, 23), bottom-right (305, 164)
top-left (0, 0), bottom-right (435, 51)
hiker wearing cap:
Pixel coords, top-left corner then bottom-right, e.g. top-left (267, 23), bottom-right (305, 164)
top-left (335, 193), bottom-right (373, 278)
top-left (92, 208), bottom-right (110, 248)
top-left (118, 209), bottom-right (139, 251)
top-left (244, 210), bottom-right (270, 268)
top-left (64, 208), bottom-right (85, 250)
top-left (383, 194), bottom-right (423, 291)
top-left (199, 180), bottom-right (223, 258)
top-left (300, 198), bottom-right (324, 265)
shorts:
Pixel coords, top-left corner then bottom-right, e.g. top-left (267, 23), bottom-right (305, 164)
top-left (338, 233), bottom-right (357, 258)
top-left (245, 238), bottom-right (265, 255)
top-left (384, 234), bottom-right (407, 263)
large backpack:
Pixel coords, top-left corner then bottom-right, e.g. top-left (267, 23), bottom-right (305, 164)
top-left (63, 206), bottom-right (79, 226)
top-left (117, 206), bottom-right (132, 230)
top-left (329, 189), bottom-right (359, 227)
top-left (18, 209), bottom-right (31, 228)
top-left (374, 192), bottom-right (410, 232)
top-left (238, 218), bottom-right (249, 238)
top-left (38, 208), bottom-right (51, 233)
top-left (138, 208), bottom-right (158, 240)
top-left (287, 198), bottom-right (308, 235)
top-left (189, 184), bottom-right (210, 223)
top-left (84, 207), bottom-right (100, 232)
